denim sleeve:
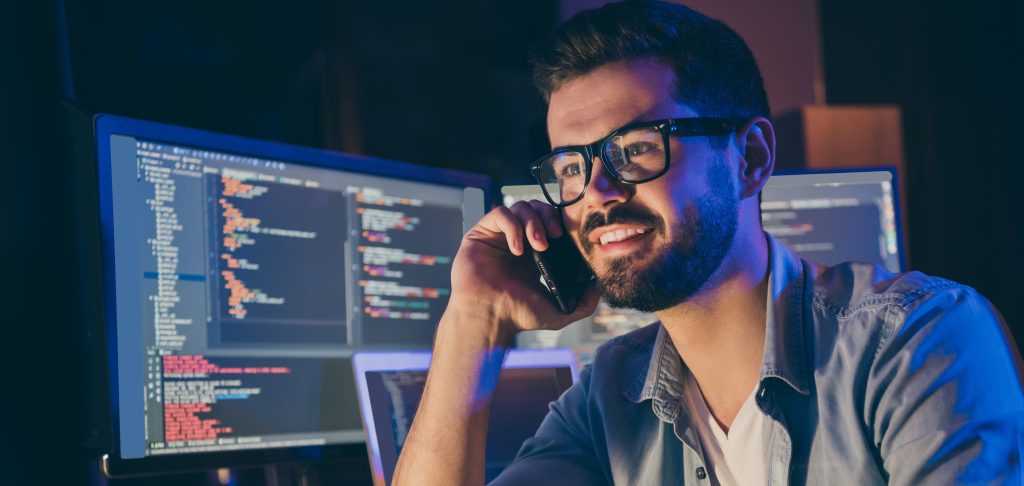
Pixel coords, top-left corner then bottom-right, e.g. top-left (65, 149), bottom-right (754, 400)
top-left (488, 365), bottom-right (609, 486)
top-left (870, 284), bottom-right (1024, 485)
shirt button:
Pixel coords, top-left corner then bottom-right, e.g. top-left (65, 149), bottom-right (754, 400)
top-left (696, 467), bottom-right (707, 480)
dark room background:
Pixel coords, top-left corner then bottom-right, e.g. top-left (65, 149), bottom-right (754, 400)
top-left (2, 0), bottom-right (1021, 485)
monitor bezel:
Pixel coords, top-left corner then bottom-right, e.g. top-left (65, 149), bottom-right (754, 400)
top-left (493, 177), bottom-right (537, 207)
top-left (94, 113), bottom-right (491, 477)
top-left (767, 166), bottom-right (907, 273)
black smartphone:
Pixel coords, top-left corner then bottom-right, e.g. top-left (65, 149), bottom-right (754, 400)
top-left (531, 233), bottom-right (593, 314)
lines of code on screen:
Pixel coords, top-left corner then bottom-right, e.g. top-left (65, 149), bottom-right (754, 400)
top-left (120, 137), bottom-right (469, 456)
top-left (760, 171), bottom-right (902, 272)
top-left (213, 169), bottom-right (349, 343)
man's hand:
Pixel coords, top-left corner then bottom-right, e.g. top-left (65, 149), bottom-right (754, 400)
top-left (392, 200), bottom-right (598, 486)
top-left (449, 199), bottom-right (600, 340)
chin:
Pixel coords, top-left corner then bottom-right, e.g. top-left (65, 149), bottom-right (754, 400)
top-left (593, 227), bottom-right (733, 312)
top-left (593, 250), bottom-right (668, 310)
top-left (592, 241), bottom-right (663, 280)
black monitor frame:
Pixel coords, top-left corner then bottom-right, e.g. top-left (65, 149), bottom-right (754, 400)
top-left (94, 114), bottom-right (490, 477)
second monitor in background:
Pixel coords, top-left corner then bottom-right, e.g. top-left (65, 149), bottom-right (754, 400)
top-left (761, 168), bottom-right (904, 273)
top-left (501, 167), bottom-right (906, 363)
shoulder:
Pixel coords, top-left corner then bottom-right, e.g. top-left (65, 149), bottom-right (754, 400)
top-left (810, 261), bottom-right (972, 319)
top-left (808, 260), bottom-right (1007, 354)
top-left (806, 261), bottom-right (1020, 407)
top-left (812, 265), bottom-right (1024, 481)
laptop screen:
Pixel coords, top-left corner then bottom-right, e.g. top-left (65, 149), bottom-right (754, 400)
top-left (353, 350), bottom-right (577, 485)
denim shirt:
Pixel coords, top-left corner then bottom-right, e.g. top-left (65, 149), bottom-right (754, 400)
top-left (492, 234), bottom-right (1024, 485)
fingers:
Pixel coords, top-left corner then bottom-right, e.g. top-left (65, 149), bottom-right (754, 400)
top-left (528, 199), bottom-right (563, 239)
top-left (486, 206), bottom-right (526, 255)
top-left (510, 199), bottom-right (564, 251)
top-left (478, 200), bottom-right (562, 255)
top-left (514, 277), bottom-right (590, 331)
top-left (509, 200), bottom-right (551, 252)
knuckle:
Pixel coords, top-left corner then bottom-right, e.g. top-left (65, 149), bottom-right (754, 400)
top-left (511, 204), bottom-right (540, 224)
top-left (528, 198), bottom-right (553, 211)
top-left (493, 205), bottom-right (513, 218)
top-left (509, 200), bottom-right (534, 213)
top-left (492, 207), bottom-right (517, 225)
top-left (530, 200), bottom-right (559, 220)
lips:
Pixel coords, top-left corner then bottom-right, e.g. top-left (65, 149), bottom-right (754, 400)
top-left (579, 204), bottom-right (664, 255)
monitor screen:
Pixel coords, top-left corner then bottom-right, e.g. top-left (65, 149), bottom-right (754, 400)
top-left (352, 350), bottom-right (577, 485)
top-left (95, 115), bottom-right (488, 475)
top-left (761, 168), bottom-right (904, 273)
top-left (502, 168), bottom-right (905, 363)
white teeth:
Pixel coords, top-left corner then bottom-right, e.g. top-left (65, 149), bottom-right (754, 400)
top-left (599, 228), bottom-right (648, 245)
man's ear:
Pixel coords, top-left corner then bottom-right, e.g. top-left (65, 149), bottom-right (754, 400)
top-left (734, 117), bottom-right (775, 200)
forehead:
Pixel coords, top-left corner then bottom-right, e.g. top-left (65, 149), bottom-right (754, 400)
top-left (546, 58), bottom-right (695, 148)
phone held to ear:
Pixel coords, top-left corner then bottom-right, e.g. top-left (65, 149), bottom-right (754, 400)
top-left (530, 233), bottom-right (593, 314)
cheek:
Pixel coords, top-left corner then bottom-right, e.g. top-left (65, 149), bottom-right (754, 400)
top-left (634, 181), bottom-right (683, 226)
top-left (651, 159), bottom-right (713, 214)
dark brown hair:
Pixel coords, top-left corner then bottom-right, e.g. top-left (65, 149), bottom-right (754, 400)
top-left (529, 0), bottom-right (770, 123)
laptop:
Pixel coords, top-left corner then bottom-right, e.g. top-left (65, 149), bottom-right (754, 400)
top-left (352, 349), bottom-right (579, 485)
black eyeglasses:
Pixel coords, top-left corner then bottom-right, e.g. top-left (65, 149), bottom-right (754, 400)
top-left (529, 117), bottom-right (735, 207)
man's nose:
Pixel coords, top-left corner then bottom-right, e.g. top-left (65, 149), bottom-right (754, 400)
top-left (584, 156), bottom-right (632, 207)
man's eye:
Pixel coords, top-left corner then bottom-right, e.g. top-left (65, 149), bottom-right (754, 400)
top-left (558, 163), bottom-right (582, 178)
top-left (625, 142), bottom-right (659, 157)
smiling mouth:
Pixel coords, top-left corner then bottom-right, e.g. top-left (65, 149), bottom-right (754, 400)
top-left (598, 228), bottom-right (649, 245)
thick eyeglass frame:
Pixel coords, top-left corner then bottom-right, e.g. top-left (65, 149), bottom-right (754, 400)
top-left (529, 117), bottom-right (736, 208)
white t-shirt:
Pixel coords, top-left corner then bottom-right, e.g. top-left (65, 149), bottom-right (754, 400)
top-left (683, 372), bottom-right (767, 486)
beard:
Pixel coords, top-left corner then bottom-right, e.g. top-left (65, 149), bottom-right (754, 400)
top-left (582, 158), bottom-right (738, 312)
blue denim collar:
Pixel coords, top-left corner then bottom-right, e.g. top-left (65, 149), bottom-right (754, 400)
top-left (622, 233), bottom-right (812, 420)
top-left (761, 232), bottom-right (812, 395)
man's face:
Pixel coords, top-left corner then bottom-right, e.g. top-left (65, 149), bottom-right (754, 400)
top-left (547, 58), bottom-right (739, 311)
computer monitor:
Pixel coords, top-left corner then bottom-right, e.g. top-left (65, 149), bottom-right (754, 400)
top-left (502, 167), bottom-right (906, 362)
top-left (352, 349), bottom-right (578, 486)
top-left (761, 168), bottom-right (905, 273)
top-left (95, 114), bottom-right (489, 476)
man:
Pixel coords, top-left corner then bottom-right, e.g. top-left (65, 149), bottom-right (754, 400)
top-left (394, 1), bottom-right (1024, 484)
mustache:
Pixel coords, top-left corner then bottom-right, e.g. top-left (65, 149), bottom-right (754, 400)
top-left (579, 204), bottom-right (664, 253)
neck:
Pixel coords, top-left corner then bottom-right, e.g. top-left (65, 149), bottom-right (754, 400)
top-left (655, 230), bottom-right (770, 433)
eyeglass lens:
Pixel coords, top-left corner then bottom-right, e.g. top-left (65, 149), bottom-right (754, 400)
top-left (537, 125), bottom-right (666, 205)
